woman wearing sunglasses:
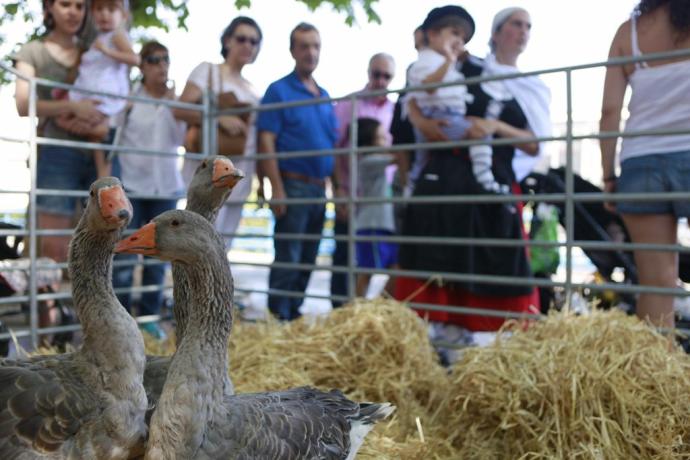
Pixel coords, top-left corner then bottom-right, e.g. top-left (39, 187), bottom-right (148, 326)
top-left (173, 16), bottom-right (262, 246)
top-left (111, 40), bottom-right (185, 340)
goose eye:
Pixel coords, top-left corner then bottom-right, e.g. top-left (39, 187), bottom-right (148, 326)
top-left (90, 190), bottom-right (95, 197)
top-left (171, 220), bottom-right (180, 227)
top-left (201, 161), bottom-right (207, 169)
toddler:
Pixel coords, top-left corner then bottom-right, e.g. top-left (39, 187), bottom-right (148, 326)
top-left (57, 0), bottom-right (139, 177)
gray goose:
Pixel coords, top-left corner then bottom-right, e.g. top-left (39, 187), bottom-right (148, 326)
top-left (0, 177), bottom-right (148, 459)
top-left (143, 155), bottom-right (243, 407)
top-left (116, 210), bottom-right (394, 460)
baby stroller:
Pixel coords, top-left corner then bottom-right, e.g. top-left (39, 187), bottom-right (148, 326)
top-left (0, 222), bottom-right (76, 354)
top-left (522, 168), bottom-right (640, 313)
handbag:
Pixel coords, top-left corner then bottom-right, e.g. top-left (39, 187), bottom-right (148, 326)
top-left (184, 63), bottom-right (251, 156)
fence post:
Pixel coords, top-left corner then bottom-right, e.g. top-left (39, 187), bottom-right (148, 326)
top-left (564, 70), bottom-right (574, 309)
top-left (347, 95), bottom-right (359, 301)
top-left (27, 78), bottom-right (39, 350)
top-left (202, 85), bottom-right (214, 157)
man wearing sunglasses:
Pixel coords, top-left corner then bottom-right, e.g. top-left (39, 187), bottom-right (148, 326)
top-left (330, 52), bottom-right (396, 307)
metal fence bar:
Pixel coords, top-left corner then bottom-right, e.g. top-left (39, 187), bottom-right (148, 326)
top-left (27, 78), bottom-right (39, 350)
top-left (564, 70), bottom-right (574, 309)
top-left (10, 188), bottom-right (687, 205)
top-left (1, 226), bottom-right (689, 254)
top-left (347, 95), bottom-right (358, 301)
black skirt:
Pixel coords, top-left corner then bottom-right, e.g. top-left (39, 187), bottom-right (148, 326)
top-left (399, 150), bottom-right (533, 297)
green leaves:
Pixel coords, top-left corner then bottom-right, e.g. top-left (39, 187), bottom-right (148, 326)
top-left (233, 0), bottom-right (381, 25)
top-left (4, 3), bottom-right (19, 15)
top-left (0, 0), bottom-right (381, 87)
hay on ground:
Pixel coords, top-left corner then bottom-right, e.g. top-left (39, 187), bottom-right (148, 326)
top-left (440, 309), bottom-right (690, 459)
top-left (37, 299), bottom-right (690, 459)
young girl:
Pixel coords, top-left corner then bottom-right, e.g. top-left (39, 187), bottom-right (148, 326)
top-left (354, 117), bottom-right (399, 297)
top-left (58, 0), bottom-right (139, 177)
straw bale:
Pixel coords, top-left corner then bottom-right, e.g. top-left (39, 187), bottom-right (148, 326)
top-left (440, 309), bottom-right (690, 459)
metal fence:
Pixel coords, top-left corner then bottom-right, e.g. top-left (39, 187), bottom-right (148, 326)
top-left (2, 48), bottom-right (690, 349)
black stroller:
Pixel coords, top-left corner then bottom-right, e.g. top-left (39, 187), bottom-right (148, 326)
top-left (522, 169), bottom-right (625, 312)
top-left (523, 168), bottom-right (690, 316)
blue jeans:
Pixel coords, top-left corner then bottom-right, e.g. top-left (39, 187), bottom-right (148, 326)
top-left (36, 145), bottom-right (97, 216)
top-left (112, 191), bottom-right (177, 316)
top-left (268, 178), bottom-right (326, 321)
top-left (329, 217), bottom-right (348, 308)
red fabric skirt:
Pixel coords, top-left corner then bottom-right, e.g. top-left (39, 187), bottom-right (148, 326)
top-left (393, 277), bottom-right (539, 331)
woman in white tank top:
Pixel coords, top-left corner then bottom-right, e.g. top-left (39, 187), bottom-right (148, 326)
top-left (600, 0), bottom-right (690, 330)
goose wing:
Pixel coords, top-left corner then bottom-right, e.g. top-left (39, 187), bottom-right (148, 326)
top-left (203, 387), bottom-right (359, 460)
top-left (0, 356), bottom-right (99, 457)
top-left (142, 355), bottom-right (170, 423)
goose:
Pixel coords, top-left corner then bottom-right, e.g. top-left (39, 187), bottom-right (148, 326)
top-left (143, 155), bottom-right (243, 408)
top-left (116, 210), bottom-right (394, 460)
top-left (0, 177), bottom-right (148, 459)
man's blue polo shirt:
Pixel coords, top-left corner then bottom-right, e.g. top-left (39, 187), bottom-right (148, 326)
top-left (257, 71), bottom-right (338, 180)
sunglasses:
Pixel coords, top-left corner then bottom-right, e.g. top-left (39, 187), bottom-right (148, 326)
top-left (144, 55), bottom-right (170, 65)
top-left (371, 70), bottom-right (393, 81)
top-left (233, 35), bottom-right (261, 46)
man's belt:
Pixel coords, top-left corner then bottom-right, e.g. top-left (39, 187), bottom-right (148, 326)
top-left (281, 170), bottom-right (326, 187)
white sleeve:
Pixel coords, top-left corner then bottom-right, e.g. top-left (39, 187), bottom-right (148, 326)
top-left (406, 51), bottom-right (444, 87)
top-left (187, 62), bottom-right (212, 91)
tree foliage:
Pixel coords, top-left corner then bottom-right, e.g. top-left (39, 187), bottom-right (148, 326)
top-left (0, 0), bottom-right (379, 85)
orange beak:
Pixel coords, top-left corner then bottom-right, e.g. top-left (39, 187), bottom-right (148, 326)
top-left (114, 222), bottom-right (158, 255)
top-left (99, 185), bottom-right (132, 225)
top-left (212, 157), bottom-right (245, 188)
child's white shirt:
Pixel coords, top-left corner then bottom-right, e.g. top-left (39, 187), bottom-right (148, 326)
top-left (69, 29), bottom-right (130, 117)
top-left (404, 48), bottom-right (469, 117)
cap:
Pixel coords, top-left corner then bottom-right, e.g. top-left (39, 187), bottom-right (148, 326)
top-left (421, 5), bottom-right (475, 43)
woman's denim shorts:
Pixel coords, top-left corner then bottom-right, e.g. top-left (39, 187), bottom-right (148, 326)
top-left (617, 150), bottom-right (690, 217)
top-left (36, 145), bottom-right (97, 216)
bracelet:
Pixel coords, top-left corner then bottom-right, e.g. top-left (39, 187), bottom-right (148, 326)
top-left (603, 175), bottom-right (617, 183)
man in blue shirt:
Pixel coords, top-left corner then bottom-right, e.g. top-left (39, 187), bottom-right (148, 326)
top-left (257, 22), bottom-right (338, 321)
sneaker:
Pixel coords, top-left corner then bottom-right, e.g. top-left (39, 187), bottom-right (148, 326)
top-left (140, 322), bottom-right (167, 341)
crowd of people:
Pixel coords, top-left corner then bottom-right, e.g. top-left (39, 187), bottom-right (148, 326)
top-left (11, 0), bottom-right (690, 347)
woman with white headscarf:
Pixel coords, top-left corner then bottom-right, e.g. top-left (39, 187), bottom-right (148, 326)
top-left (398, 6), bottom-right (550, 335)
top-left (482, 7), bottom-right (552, 182)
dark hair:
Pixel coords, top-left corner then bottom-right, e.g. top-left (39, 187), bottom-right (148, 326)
top-left (138, 41), bottom-right (168, 83)
top-left (140, 40), bottom-right (168, 61)
top-left (220, 16), bottom-right (262, 59)
top-left (289, 22), bottom-right (318, 50)
top-left (636, 0), bottom-right (690, 32)
top-left (347, 117), bottom-right (381, 147)
top-left (42, 0), bottom-right (89, 35)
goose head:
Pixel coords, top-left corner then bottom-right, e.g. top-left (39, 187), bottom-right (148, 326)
top-left (188, 155), bottom-right (244, 201)
top-left (114, 209), bottom-right (220, 264)
top-left (86, 177), bottom-right (133, 232)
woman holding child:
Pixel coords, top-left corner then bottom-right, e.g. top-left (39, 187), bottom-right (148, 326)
top-left (13, 0), bottom-right (103, 264)
top-left (396, 6), bottom-right (551, 337)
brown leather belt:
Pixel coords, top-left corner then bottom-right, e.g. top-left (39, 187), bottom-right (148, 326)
top-left (281, 170), bottom-right (326, 187)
